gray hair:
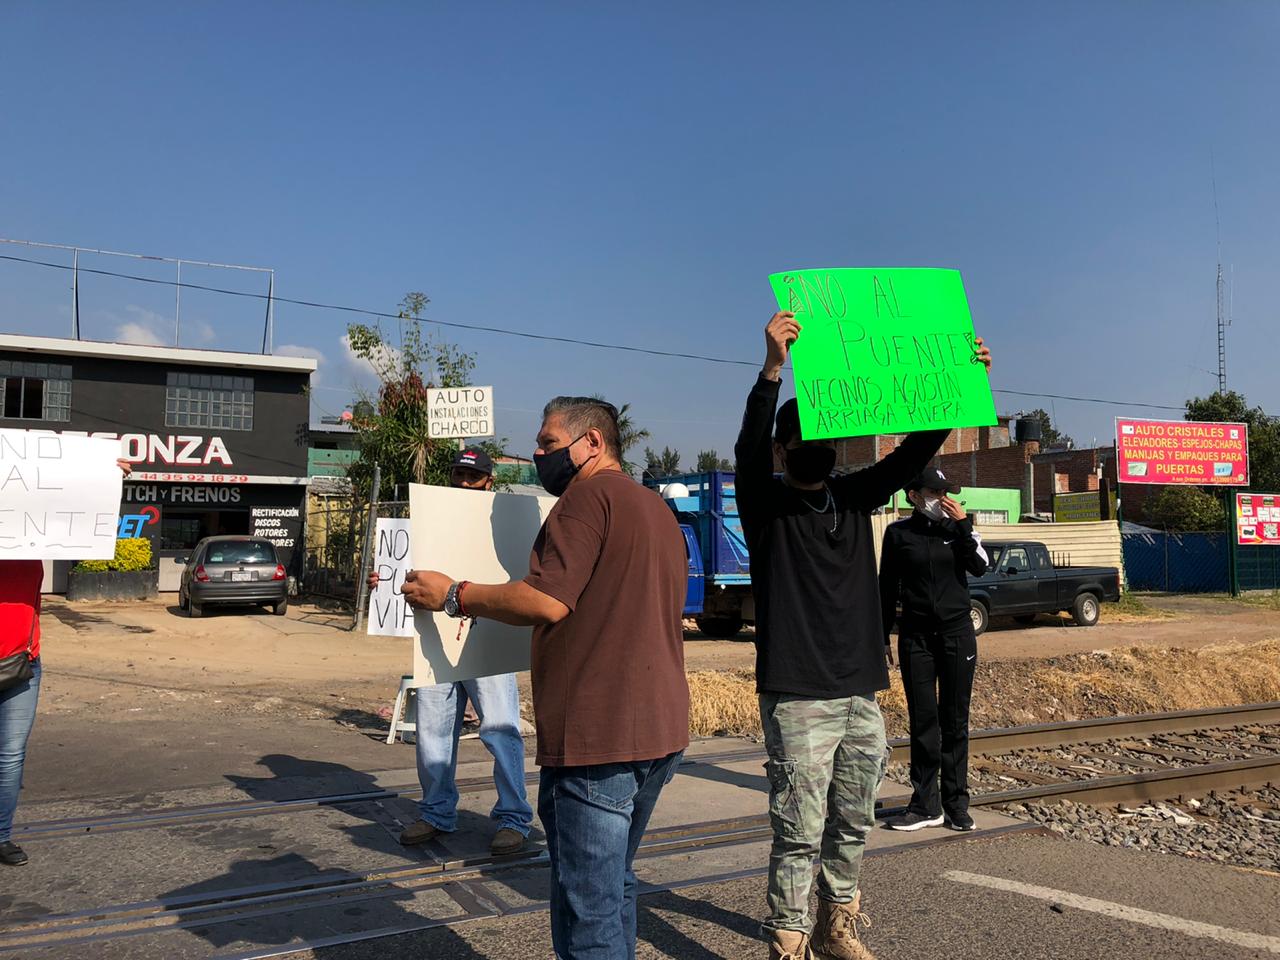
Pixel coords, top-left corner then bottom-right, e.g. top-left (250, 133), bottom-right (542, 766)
top-left (542, 396), bottom-right (622, 460)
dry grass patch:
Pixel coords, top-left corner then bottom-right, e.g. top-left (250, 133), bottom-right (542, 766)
top-left (1102, 592), bottom-right (1178, 623)
top-left (687, 638), bottom-right (1280, 739)
top-left (1020, 639), bottom-right (1280, 721)
top-left (687, 669), bottom-right (758, 737)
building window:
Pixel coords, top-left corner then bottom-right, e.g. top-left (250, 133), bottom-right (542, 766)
top-left (0, 361), bottom-right (72, 421)
top-left (165, 372), bottom-right (254, 431)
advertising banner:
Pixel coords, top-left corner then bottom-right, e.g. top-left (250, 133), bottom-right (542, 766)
top-left (1115, 418), bottom-right (1248, 486)
top-left (1236, 493), bottom-right (1280, 546)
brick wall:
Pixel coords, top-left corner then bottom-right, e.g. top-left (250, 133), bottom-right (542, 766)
top-left (835, 419), bottom-right (1016, 473)
top-left (1031, 446), bottom-right (1119, 514)
top-left (933, 443), bottom-right (1036, 497)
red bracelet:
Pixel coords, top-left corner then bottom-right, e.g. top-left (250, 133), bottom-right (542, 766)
top-left (456, 581), bottom-right (471, 618)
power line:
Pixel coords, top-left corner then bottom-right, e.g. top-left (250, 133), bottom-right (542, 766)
top-left (992, 389), bottom-right (1182, 411)
top-left (0, 252), bottom-right (757, 368)
top-left (1, 250), bottom-right (1186, 412)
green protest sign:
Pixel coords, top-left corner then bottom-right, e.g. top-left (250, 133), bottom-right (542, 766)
top-left (768, 268), bottom-right (997, 440)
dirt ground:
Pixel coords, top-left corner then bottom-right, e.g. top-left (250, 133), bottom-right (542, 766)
top-left (681, 593), bottom-right (1280, 670)
top-left (22, 592), bottom-right (1278, 800)
top-left (32, 592), bottom-right (1277, 728)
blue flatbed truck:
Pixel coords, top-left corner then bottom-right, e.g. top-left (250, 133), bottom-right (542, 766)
top-left (645, 470), bottom-right (754, 638)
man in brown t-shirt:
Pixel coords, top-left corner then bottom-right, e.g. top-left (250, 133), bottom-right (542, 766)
top-left (402, 396), bottom-right (689, 960)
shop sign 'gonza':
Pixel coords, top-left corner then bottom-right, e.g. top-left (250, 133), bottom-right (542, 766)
top-left (0, 334), bottom-right (317, 592)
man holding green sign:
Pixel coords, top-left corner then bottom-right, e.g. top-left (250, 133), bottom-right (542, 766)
top-left (740, 269), bottom-right (992, 960)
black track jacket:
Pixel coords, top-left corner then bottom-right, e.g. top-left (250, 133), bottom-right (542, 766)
top-left (879, 511), bottom-right (989, 642)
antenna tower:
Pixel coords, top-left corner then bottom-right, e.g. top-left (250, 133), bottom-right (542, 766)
top-left (1213, 160), bottom-right (1229, 394)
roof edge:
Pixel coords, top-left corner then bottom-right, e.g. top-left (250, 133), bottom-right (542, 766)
top-left (0, 334), bottom-right (318, 373)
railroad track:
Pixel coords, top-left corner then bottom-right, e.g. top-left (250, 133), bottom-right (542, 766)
top-left (5, 702), bottom-right (1277, 958)
top-left (18, 702), bottom-right (1279, 842)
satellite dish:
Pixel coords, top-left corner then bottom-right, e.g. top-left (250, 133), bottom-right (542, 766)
top-left (661, 482), bottom-right (691, 500)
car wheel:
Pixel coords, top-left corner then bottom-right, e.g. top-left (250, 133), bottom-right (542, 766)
top-left (178, 590), bottom-right (188, 611)
top-left (1072, 593), bottom-right (1101, 627)
top-left (694, 616), bottom-right (743, 638)
top-left (1014, 614), bottom-right (1037, 625)
top-left (273, 598), bottom-right (288, 617)
top-left (969, 600), bottom-right (989, 637)
top-left (189, 600), bottom-right (203, 619)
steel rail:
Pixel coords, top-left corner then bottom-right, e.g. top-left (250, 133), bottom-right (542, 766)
top-left (15, 703), bottom-right (1279, 844)
top-left (13, 745), bottom-right (767, 841)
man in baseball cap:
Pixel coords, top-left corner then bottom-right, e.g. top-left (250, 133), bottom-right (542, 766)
top-left (880, 464), bottom-right (988, 834)
top-left (451, 447), bottom-right (494, 489)
top-left (368, 444), bottom-right (533, 855)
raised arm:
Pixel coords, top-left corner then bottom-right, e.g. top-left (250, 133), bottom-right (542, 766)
top-left (941, 497), bottom-right (990, 577)
top-left (734, 312), bottom-right (799, 512)
top-left (836, 429), bottom-right (951, 512)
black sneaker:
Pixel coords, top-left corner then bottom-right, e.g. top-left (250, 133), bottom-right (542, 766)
top-left (886, 811), bottom-right (944, 831)
top-left (945, 811), bottom-right (976, 832)
top-left (0, 842), bottom-right (28, 866)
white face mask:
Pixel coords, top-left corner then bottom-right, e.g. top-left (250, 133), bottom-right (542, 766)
top-left (918, 496), bottom-right (946, 522)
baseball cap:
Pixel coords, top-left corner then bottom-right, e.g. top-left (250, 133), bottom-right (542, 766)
top-left (452, 448), bottom-right (494, 475)
top-left (905, 466), bottom-right (961, 494)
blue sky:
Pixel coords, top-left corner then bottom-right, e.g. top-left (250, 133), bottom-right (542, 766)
top-left (2, 2), bottom-right (1277, 462)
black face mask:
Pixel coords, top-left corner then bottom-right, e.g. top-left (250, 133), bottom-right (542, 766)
top-left (534, 434), bottom-right (587, 497)
top-left (785, 445), bottom-right (836, 485)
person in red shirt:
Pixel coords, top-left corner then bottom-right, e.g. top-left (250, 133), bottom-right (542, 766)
top-left (0, 560), bottom-right (43, 865)
top-left (0, 458), bottom-right (130, 867)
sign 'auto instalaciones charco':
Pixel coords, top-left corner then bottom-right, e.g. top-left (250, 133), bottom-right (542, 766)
top-left (427, 386), bottom-right (494, 439)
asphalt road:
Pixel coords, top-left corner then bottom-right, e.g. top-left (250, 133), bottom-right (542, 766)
top-left (309, 833), bottom-right (1280, 960)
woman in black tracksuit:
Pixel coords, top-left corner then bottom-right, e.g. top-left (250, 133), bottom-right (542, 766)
top-left (878, 466), bottom-right (989, 832)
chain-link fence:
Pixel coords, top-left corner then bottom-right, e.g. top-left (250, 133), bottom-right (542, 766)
top-left (1123, 531), bottom-right (1280, 593)
top-left (1237, 544), bottom-right (1280, 592)
top-left (302, 497), bottom-right (407, 604)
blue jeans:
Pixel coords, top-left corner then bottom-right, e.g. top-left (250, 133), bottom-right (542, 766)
top-left (413, 672), bottom-right (533, 835)
top-left (539, 750), bottom-right (684, 960)
top-left (0, 658), bottom-right (41, 844)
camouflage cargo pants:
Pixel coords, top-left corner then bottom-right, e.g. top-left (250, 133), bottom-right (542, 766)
top-left (759, 693), bottom-right (888, 932)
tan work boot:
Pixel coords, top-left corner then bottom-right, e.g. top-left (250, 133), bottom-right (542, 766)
top-left (811, 893), bottom-right (874, 960)
top-left (768, 927), bottom-right (812, 960)
top-left (490, 827), bottom-right (526, 856)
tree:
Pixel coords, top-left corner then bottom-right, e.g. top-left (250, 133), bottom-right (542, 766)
top-left (612, 401), bottom-right (649, 477)
top-left (346, 293), bottom-right (504, 499)
top-left (696, 449), bottom-right (734, 472)
top-left (1144, 486), bottom-right (1226, 531)
top-left (1185, 390), bottom-right (1280, 493)
top-left (643, 446), bottom-right (683, 479)
top-left (1025, 408), bottom-right (1074, 449)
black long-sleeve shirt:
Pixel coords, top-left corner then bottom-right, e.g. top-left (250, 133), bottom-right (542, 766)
top-left (735, 374), bottom-right (949, 699)
top-left (879, 512), bottom-right (990, 643)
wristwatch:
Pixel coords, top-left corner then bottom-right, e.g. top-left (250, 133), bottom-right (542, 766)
top-left (443, 582), bottom-right (463, 618)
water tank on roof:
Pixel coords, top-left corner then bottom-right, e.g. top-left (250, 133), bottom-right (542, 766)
top-left (1014, 419), bottom-right (1043, 444)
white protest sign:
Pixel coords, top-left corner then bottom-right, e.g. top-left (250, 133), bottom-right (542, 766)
top-left (368, 518), bottom-right (415, 637)
top-left (0, 429), bottom-right (124, 560)
top-left (408, 483), bottom-right (557, 685)
top-left (427, 386), bottom-right (494, 439)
